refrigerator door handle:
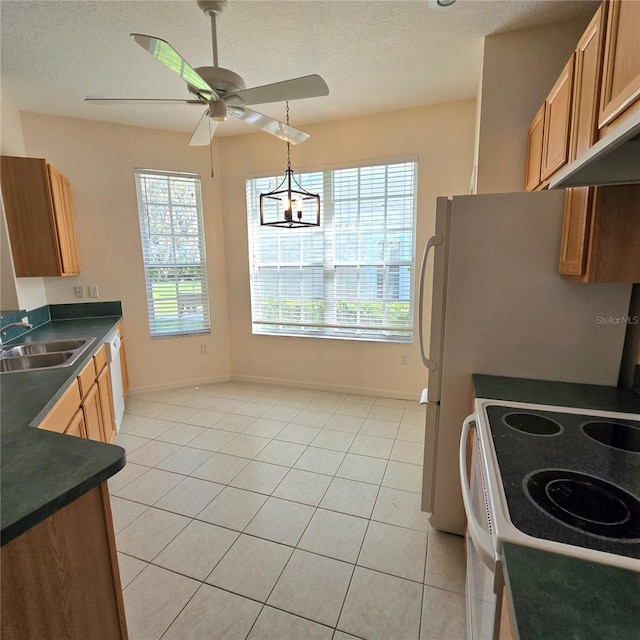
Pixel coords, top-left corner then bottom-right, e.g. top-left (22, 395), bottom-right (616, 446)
top-left (418, 234), bottom-right (443, 370)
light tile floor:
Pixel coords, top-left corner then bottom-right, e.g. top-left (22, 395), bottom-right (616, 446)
top-left (111, 382), bottom-right (466, 640)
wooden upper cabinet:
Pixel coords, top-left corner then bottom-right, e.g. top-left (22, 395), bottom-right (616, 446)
top-left (560, 184), bottom-right (640, 282)
top-left (48, 165), bottom-right (81, 275)
top-left (570, 6), bottom-right (606, 162)
top-left (559, 187), bottom-right (593, 276)
top-left (0, 156), bottom-right (80, 277)
top-left (585, 184), bottom-right (640, 282)
top-left (541, 55), bottom-right (575, 181)
top-left (524, 105), bottom-right (546, 191)
top-left (598, 0), bottom-right (640, 132)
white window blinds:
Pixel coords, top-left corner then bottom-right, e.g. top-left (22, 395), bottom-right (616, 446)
top-left (134, 169), bottom-right (210, 338)
top-left (246, 160), bottom-right (417, 342)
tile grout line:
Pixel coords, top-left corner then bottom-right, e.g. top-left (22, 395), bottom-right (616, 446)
top-left (118, 385), bottom-right (429, 638)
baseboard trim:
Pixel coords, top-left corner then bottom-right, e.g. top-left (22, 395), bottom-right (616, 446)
top-left (229, 373), bottom-right (420, 401)
top-left (128, 374), bottom-right (231, 394)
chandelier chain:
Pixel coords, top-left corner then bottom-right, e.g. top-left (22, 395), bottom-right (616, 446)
top-left (286, 101), bottom-right (291, 171)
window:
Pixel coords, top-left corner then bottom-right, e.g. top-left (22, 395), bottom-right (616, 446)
top-left (134, 169), bottom-right (210, 338)
top-left (246, 160), bottom-right (417, 342)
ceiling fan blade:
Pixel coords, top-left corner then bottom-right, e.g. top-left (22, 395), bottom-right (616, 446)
top-left (130, 33), bottom-right (218, 100)
top-left (225, 74), bottom-right (329, 107)
top-left (189, 110), bottom-right (218, 146)
top-left (85, 97), bottom-right (205, 105)
top-left (228, 106), bottom-right (310, 144)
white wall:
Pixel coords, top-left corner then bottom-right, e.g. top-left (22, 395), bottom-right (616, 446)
top-left (21, 112), bottom-right (231, 390)
top-left (476, 17), bottom-right (593, 194)
top-left (0, 95), bottom-right (48, 311)
top-left (219, 100), bottom-right (476, 398)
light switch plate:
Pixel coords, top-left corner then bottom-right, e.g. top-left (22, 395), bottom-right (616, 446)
top-left (88, 286), bottom-right (99, 298)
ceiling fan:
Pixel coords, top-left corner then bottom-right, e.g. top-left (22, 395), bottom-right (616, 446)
top-left (86, 0), bottom-right (329, 146)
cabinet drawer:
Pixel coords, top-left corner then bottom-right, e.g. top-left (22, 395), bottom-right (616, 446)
top-left (93, 343), bottom-right (108, 374)
top-left (38, 380), bottom-right (81, 433)
top-left (78, 359), bottom-right (97, 397)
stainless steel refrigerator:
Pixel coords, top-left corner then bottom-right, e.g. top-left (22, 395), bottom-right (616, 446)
top-left (417, 190), bottom-right (632, 535)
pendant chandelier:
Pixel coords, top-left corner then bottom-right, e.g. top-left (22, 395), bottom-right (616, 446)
top-left (259, 102), bottom-right (320, 228)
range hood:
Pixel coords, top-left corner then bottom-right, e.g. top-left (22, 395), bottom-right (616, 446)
top-left (549, 109), bottom-right (640, 189)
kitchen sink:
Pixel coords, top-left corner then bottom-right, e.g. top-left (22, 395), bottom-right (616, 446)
top-left (0, 337), bottom-right (96, 373)
top-left (1, 338), bottom-right (93, 358)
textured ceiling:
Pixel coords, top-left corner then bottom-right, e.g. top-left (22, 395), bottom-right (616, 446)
top-left (1, 0), bottom-right (598, 139)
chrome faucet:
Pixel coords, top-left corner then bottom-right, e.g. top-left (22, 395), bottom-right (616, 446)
top-left (0, 321), bottom-right (33, 347)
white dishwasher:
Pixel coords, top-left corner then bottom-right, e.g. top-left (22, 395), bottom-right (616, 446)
top-left (104, 327), bottom-right (125, 433)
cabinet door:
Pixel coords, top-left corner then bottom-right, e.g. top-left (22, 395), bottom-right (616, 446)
top-left (570, 6), bottom-right (605, 162)
top-left (118, 326), bottom-right (130, 398)
top-left (559, 187), bottom-right (592, 276)
top-left (599, 0), bottom-right (640, 131)
top-left (541, 55), bottom-right (575, 181)
top-left (524, 104), bottom-right (545, 191)
top-left (77, 358), bottom-right (97, 397)
top-left (0, 156), bottom-right (61, 276)
top-left (47, 164), bottom-right (80, 275)
top-left (38, 380), bottom-right (82, 433)
top-left (585, 184), bottom-right (640, 282)
top-left (97, 365), bottom-right (116, 443)
top-left (82, 383), bottom-right (105, 442)
top-left (64, 409), bottom-right (87, 439)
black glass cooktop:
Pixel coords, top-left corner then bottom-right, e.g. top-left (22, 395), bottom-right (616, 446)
top-left (485, 405), bottom-right (640, 560)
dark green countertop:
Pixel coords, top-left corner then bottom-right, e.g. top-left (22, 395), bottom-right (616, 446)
top-left (1, 316), bottom-right (126, 545)
top-left (503, 543), bottom-right (640, 640)
top-left (473, 374), bottom-right (640, 414)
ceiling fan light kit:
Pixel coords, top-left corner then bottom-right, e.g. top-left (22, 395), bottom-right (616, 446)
top-left (85, 0), bottom-right (329, 148)
top-left (260, 103), bottom-right (320, 229)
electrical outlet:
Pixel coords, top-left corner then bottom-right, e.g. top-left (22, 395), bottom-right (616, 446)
top-left (74, 286), bottom-right (85, 298)
top-left (88, 286), bottom-right (99, 298)
top-left (200, 344), bottom-right (208, 355)
top-left (402, 354), bottom-right (409, 365)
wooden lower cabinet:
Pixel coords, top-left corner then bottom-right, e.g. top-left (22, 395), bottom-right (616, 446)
top-left (1, 483), bottom-right (128, 639)
top-left (499, 590), bottom-right (515, 640)
top-left (82, 383), bottom-right (104, 442)
top-left (38, 342), bottom-right (119, 444)
top-left (118, 325), bottom-right (130, 399)
top-left (559, 184), bottom-right (640, 282)
top-left (97, 365), bottom-right (116, 443)
top-left (65, 409), bottom-right (87, 438)
top-left (38, 380), bottom-right (82, 434)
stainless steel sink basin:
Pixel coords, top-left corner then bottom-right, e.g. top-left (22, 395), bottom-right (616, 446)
top-left (0, 352), bottom-right (76, 372)
top-left (1, 338), bottom-right (93, 358)
top-left (0, 337), bottom-right (96, 373)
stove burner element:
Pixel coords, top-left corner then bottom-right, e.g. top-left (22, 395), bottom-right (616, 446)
top-left (581, 421), bottom-right (640, 453)
top-left (503, 412), bottom-right (562, 436)
top-left (525, 470), bottom-right (640, 540)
